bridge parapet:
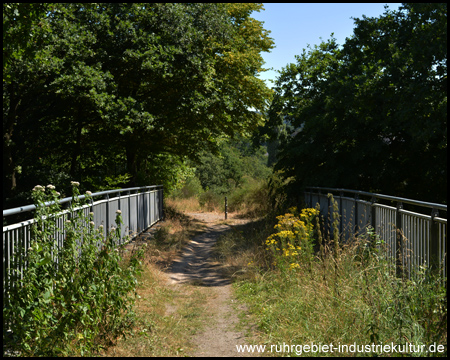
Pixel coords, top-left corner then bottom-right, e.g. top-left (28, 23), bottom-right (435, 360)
top-left (305, 187), bottom-right (447, 280)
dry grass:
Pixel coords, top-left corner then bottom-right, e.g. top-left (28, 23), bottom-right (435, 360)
top-left (99, 261), bottom-right (209, 357)
top-left (165, 196), bottom-right (202, 213)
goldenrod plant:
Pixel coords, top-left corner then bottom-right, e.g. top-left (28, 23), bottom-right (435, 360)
top-left (265, 207), bottom-right (319, 272)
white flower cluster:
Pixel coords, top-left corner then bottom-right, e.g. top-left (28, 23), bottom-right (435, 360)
top-left (32, 185), bottom-right (45, 192)
top-left (71, 181), bottom-right (80, 186)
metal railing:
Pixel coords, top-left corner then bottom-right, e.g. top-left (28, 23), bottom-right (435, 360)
top-left (3, 185), bottom-right (164, 301)
top-left (304, 187), bottom-right (447, 279)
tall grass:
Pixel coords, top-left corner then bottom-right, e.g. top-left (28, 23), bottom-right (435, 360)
top-left (214, 198), bottom-right (447, 357)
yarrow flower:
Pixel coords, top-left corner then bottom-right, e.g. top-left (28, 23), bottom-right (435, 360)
top-left (71, 181), bottom-right (80, 186)
top-left (86, 191), bottom-right (92, 196)
top-left (90, 221), bottom-right (95, 226)
top-left (116, 210), bottom-right (122, 214)
top-left (46, 184), bottom-right (55, 190)
top-left (32, 185), bottom-right (45, 192)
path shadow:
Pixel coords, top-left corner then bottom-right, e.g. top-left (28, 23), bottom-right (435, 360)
top-left (167, 225), bottom-right (233, 287)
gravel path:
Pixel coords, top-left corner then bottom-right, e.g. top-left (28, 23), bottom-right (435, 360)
top-left (165, 212), bottom-right (256, 357)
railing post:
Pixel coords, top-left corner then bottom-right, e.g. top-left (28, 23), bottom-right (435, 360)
top-left (117, 190), bottom-right (121, 245)
top-left (326, 189), bottom-right (331, 239)
top-left (339, 191), bottom-right (344, 235)
top-left (396, 202), bottom-right (404, 278)
top-left (225, 197), bottom-right (228, 220)
top-left (161, 186), bottom-right (164, 220)
top-left (430, 208), bottom-right (440, 272)
top-left (105, 193), bottom-right (110, 237)
top-left (127, 190), bottom-right (131, 240)
top-left (371, 196), bottom-right (377, 233)
top-left (354, 193), bottom-right (359, 236)
top-left (136, 188), bottom-right (139, 232)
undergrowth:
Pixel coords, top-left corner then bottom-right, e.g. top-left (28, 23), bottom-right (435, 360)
top-left (3, 182), bottom-right (144, 356)
top-left (167, 176), bottom-right (272, 218)
top-left (214, 196), bottom-right (447, 357)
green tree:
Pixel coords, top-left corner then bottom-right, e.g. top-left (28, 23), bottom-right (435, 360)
top-left (265, 3), bottom-right (446, 203)
top-left (194, 136), bottom-right (270, 195)
top-left (3, 3), bottom-right (274, 207)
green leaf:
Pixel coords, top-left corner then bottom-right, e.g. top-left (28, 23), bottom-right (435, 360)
top-left (37, 256), bottom-right (52, 266)
top-left (43, 290), bottom-right (52, 300)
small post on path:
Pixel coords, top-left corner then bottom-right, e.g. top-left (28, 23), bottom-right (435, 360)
top-left (225, 197), bottom-right (228, 220)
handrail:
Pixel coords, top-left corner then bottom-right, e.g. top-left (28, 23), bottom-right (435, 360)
top-left (3, 185), bottom-right (163, 217)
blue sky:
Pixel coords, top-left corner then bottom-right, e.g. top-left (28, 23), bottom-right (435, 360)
top-left (252, 3), bottom-right (403, 88)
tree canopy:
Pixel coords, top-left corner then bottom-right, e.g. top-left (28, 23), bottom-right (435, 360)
top-left (3, 3), bottom-right (274, 207)
top-left (264, 3), bottom-right (446, 203)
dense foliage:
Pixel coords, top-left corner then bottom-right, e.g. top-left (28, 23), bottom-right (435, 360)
top-left (194, 137), bottom-right (271, 194)
top-left (264, 3), bottom-right (447, 203)
top-left (3, 3), bottom-right (274, 208)
top-left (168, 136), bottom-right (272, 216)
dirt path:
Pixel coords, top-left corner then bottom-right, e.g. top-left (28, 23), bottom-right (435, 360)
top-left (164, 212), bottom-right (256, 357)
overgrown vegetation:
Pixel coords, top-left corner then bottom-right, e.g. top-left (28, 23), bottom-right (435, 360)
top-left (3, 183), bottom-right (145, 356)
top-left (213, 197), bottom-right (447, 357)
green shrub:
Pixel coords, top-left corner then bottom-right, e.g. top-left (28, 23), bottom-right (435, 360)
top-left (171, 176), bottom-right (203, 199)
top-left (198, 189), bottom-right (223, 212)
top-left (3, 182), bottom-right (144, 356)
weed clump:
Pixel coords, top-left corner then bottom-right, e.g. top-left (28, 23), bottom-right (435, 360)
top-left (3, 183), bottom-right (144, 356)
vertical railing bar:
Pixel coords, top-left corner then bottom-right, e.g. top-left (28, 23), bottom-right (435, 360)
top-left (396, 201), bottom-right (404, 278)
top-left (105, 192), bottom-right (110, 238)
top-left (127, 190), bottom-right (131, 239)
top-left (354, 193), bottom-right (359, 237)
top-left (430, 208), bottom-right (439, 272)
top-left (339, 191), bottom-right (343, 236)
